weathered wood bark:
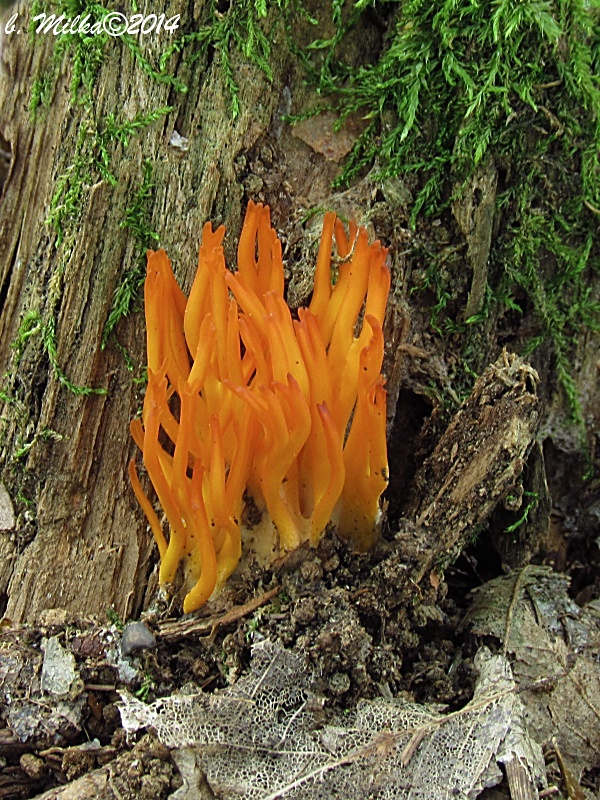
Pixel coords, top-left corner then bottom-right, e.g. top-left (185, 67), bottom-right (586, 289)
top-left (406, 351), bottom-right (541, 585)
top-left (0, 0), bottom-right (316, 623)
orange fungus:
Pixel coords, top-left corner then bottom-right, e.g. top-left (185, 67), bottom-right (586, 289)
top-left (130, 202), bottom-right (390, 613)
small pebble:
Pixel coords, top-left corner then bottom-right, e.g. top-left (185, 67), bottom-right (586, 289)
top-left (121, 622), bottom-right (156, 656)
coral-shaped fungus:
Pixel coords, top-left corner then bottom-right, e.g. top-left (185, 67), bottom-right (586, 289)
top-left (130, 202), bottom-right (390, 612)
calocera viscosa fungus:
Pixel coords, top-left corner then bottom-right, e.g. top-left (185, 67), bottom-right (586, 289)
top-left (130, 202), bottom-right (390, 613)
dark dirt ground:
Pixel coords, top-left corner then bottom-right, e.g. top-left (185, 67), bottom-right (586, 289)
top-left (1, 382), bottom-right (598, 799)
top-left (1, 119), bottom-right (599, 800)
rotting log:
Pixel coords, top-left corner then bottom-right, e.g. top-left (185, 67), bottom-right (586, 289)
top-left (0, 0), bottom-right (307, 622)
top-left (403, 350), bottom-right (541, 586)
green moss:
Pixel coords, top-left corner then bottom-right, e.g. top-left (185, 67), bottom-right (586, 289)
top-left (23, 0), bottom-right (296, 393)
top-left (504, 491), bottom-right (539, 534)
top-left (3, 304), bottom-right (108, 398)
top-left (102, 158), bottom-right (159, 349)
top-left (47, 107), bottom-right (172, 244)
top-left (30, 103), bottom-right (171, 395)
top-left (135, 673), bottom-right (156, 702)
top-left (107, 607), bottom-right (125, 630)
top-left (29, 0), bottom-right (184, 115)
top-left (159, 0), bottom-right (296, 118)
top-left (302, 0), bottom-right (599, 423)
top-left (13, 427), bottom-right (63, 460)
top-left (311, 0), bottom-right (599, 200)
top-left (18, 0), bottom-right (179, 398)
top-left (11, 310), bottom-right (43, 373)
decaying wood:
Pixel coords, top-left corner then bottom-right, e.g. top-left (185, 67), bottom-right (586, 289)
top-left (504, 756), bottom-right (539, 800)
top-left (382, 299), bottom-right (420, 433)
top-left (489, 440), bottom-right (552, 569)
top-left (452, 160), bottom-right (498, 320)
top-left (0, 0), bottom-right (301, 623)
top-left (157, 586), bottom-right (280, 644)
top-left (405, 350), bottom-right (541, 585)
top-left (26, 735), bottom-right (176, 800)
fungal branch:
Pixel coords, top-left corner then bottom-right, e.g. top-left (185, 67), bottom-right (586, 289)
top-left (130, 202), bottom-right (390, 613)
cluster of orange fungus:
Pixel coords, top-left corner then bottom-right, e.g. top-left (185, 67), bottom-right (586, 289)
top-left (129, 201), bottom-right (390, 613)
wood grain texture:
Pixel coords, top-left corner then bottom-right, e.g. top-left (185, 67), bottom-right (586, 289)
top-left (0, 0), bottom-right (295, 622)
top-left (407, 351), bottom-right (541, 585)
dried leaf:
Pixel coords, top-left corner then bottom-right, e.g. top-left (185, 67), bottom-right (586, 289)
top-left (118, 640), bottom-right (545, 800)
top-left (463, 566), bottom-right (600, 780)
top-left (291, 111), bottom-right (368, 162)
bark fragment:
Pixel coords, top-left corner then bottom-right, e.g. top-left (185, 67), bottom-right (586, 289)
top-left (452, 160), bottom-right (498, 320)
top-left (405, 350), bottom-right (541, 585)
